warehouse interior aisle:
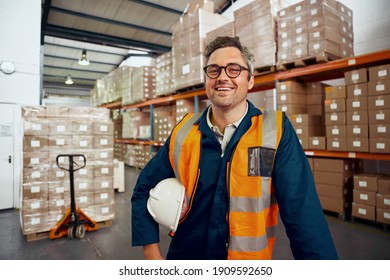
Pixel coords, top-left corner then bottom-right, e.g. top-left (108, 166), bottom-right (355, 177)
top-left (0, 166), bottom-right (389, 260)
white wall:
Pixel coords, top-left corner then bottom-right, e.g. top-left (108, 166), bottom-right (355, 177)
top-left (0, 0), bottom-right (41, 105)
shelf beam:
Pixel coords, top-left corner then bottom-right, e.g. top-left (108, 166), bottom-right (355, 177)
top-left (305, 150), bottom-right (390, 160)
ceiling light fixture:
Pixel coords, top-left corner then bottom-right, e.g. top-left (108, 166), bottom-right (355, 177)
top-left (65, 75), bottom-right (74, 85)
top-left (78, 49), bottom-right (90, 66)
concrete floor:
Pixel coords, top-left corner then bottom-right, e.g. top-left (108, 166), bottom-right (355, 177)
top-left (0, 166), bottom-right (389, 260)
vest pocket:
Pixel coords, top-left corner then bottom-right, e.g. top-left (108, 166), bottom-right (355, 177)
top-left (248, 146), bottom-right (276, 177)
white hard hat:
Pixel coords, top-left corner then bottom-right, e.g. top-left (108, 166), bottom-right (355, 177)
top-left (147, 178), bottom-right (186, 232)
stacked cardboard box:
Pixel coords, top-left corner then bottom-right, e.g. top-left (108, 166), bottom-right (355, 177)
top-left (290, 113), bottom-right (323, 149)
top-left (21, 106), bottom-right (115, 235)
top-left (124, 144), bottom-right (154, 168)
top-left (234, 0), bottom-right (285, 69)
top-left (119, 66), bottom-right (134, 106)
top-left (175, 98), bottom-right (209, 124)
top-left (307, 82), bottom-right (327, 149)
top-left (172, 2), bottom-right (231, 91)
top-left (156, 52), bottom-right (174, 97)
top-left (131, 66), bottom-right (156, 103)
top-left (122, 110), bottom-right (151, 140)
top-left (276, 80), bottom-right (307, 114)
top-left (153, 106), bottom-right (176, 143)
top-left (313, 158), bottom-right (361, 216)
top-left (324, 85), bottom-right (347, 151)
top-left (376, 176), bottom-right (390, 224)
top-left (368, 64), bottom-right (390, 153)
top-left (352, 173), bottom-right (383, 222)
top-left (205, 21), bottom-right (235, 48)
top-left (277, 0), bottom-right (354, 66)
top-left (343, 68), bottom-right (369, 152)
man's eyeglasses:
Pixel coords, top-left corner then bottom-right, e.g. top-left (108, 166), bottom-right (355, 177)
top-left (203, 63), bottom-right (251, 79)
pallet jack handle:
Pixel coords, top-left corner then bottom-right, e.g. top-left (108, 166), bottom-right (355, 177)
top-left (56, 154), bottom-right (86, 222)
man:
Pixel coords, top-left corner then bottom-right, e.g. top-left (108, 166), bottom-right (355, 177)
top-left (131, 36), bottom-right (339, 260)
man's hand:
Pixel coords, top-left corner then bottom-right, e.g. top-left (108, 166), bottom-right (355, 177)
top-left (143, 243), bottom-right (165, 260)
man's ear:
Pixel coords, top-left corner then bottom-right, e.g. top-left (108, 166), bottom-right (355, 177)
top-left (248, 74), bottom-right (254, 90)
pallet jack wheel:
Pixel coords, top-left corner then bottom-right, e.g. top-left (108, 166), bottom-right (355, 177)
top-left (68, 226), bottom-right (74, 239)
top-left (75, 224), bottom-right (85, 239)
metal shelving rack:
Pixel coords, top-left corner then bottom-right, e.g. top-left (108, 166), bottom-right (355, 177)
top-left (102, 49), bottom-right (390, 161)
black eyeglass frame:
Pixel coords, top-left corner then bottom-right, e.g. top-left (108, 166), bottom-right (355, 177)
top-left (203, 63), bottom-right (251, 79)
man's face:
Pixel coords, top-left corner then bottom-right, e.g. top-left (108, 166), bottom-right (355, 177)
top-left (205, 47), bottom-right (254, 110)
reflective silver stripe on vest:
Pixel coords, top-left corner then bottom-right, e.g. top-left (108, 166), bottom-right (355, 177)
top-left (261, 109), bottom-right (277, 149)
top-left (229, 224), bottom-right (277, 252)
top-left (172, 113), bottom-right (202, 180)
top-left (229, 110), bottom-right (279, 253)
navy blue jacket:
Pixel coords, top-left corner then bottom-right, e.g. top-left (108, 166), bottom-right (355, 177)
top-left (131, 101), bottom-right (339, 260)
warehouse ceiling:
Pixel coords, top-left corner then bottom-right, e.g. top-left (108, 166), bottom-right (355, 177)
top-left (41, 0), bottom-right (235, 94)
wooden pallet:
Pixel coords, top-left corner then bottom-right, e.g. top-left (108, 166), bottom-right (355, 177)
top-left (253, 65), bottom-right (276, 76)
top-left (277, 52), bottom-right (341, 71)
top-left (323, 209), bottom-right (349, 221)
top-left (351, 216), bottom-right (389, 231)
top-left (25, 219), bottom-right (113, 242)
top-left (175, 83), bottom-right (205, 94)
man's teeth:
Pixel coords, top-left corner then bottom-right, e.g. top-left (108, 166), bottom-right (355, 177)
top-left (217, 87), bottom-right (232, 91)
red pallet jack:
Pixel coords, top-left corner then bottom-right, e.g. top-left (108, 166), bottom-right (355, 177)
top-left (49, 154), bottom-right (99, 239)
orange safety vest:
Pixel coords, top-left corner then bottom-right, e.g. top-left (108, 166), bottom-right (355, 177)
top-left (168, 109), bottom-right (283, 259)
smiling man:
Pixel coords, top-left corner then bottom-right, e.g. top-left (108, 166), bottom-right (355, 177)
top-left (131, 36), bottom-right (339, 260)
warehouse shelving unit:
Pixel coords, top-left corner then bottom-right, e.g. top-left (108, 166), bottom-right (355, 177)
top-left (102, 48), bottom-right (390, 161)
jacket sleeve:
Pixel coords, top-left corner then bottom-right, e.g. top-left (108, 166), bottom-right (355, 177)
top-left (131, 138), bottom-right (176, 246)
top-left (272, 115), bottom-right (339, 259)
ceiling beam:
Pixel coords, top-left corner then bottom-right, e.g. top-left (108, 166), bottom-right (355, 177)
top-left (44, 65), bottom-right (109, 75)
top-left (127, 0), bottom-right (183, 15)
top-left (44, 42), bottom-right (126, 57)
top-left (51, 6), bottom-right (172, 37)
top-left (45, 24), bottom-right (171, 54)
top-left (41, 0), bottom-right (52, 45)
top-left (44, 54), bottom-right (118, 67)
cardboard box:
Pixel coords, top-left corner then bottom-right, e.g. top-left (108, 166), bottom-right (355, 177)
top-left (353, 189), bottom-right (376, 206)
top-left (347, 138), bottom-right (369, 152)
top-left (278, 92), bottom-right (307, 104)
top-left (313, 157), bottom-right (359, 173)
top-left (352, 203), bottom-right (375, 221)
top-left (309, 136), bottom-right (326, 150)
top-left (23, 136), bottom-right (49, 152)
top-left (346, 97), bottom-right (368, 111)
top-left (368, 109), bottom-right (390, 124)
top-left (346, 124), bottom-right (369, 138)
top-left (353, 173), bottom-right (382, 192)
top-left (325, 85), bottom-right (346, 99)
top-left (22, 182), bottom-right (49, 200)
top-left (49, 120), bottom-right (72, 135)
top-left (314, 170), bottom-right (352, 186)
top-left (276, 81), bottom-right (306, 93)
top-left (346, 110), bottom-right (369, 125)
top-left (378, 176), bottom-right (390, 194)
top-left (344, 68), bottom-right (368, 85)
top-left (277, 104), bottom-right (307, 114)
top-left (316, 183), bottom-right (350, 199)
top-left (368, 79), bottom-right (390, 95)
top-left (376, 208), bottom-right (390, 224)
top-left (376, 193), bottom-right (390, 209)
top-left (325, 112), bottom-right (346, 125)
top-left (319, 196), bottom-right (349, 213)
top-left (346, 83), bottom-right (368, 98)
top-left (368, 95), bottom-right (390, 110)
top-left (327, 137), bottom-right (347, 151)
top-left (369, 124), bottom-right (390, 138)
top-left (369, 64), bottom-right (390, 81)
top-left (326, 125), bottom-right (346, 138)
top-left (23, 119), bottom-right (49, 136)
top-left (23, 151), bottom-right (49, 168)
top-left (370, 138), bottom-right (390, 153)
top-left (324, 98), bottom-right (346, 112)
